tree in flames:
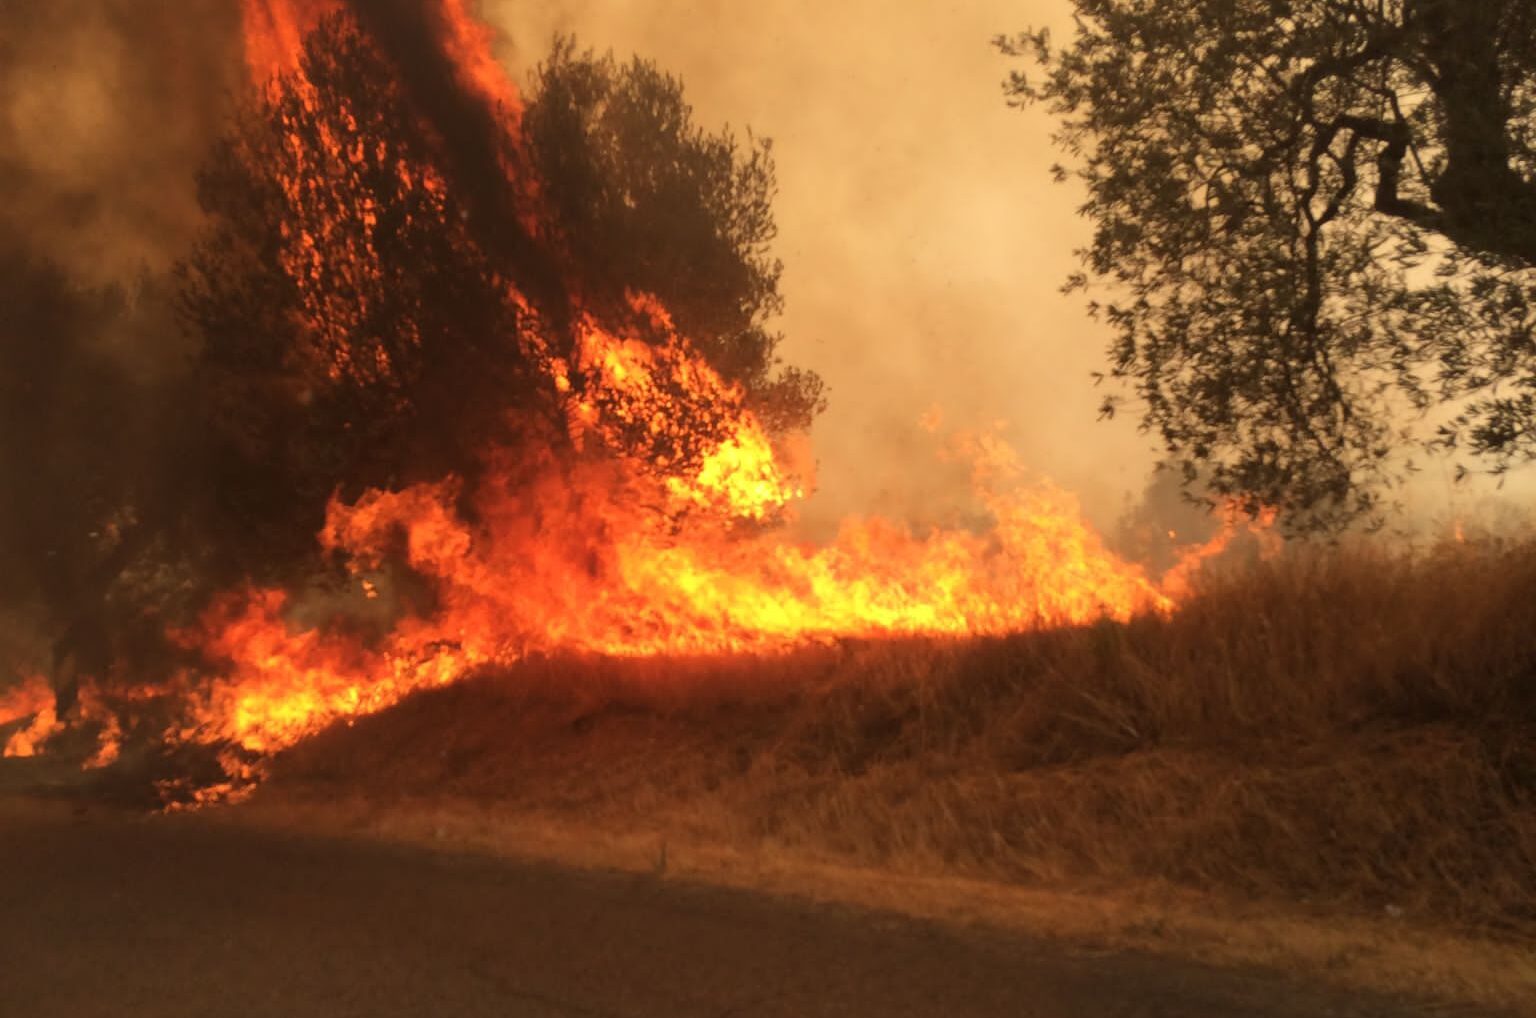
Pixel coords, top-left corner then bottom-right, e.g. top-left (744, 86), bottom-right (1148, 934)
top-left (2, 0), bottom-right (1266, 802)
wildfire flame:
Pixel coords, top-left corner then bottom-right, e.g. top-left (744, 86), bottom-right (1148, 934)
top-left (241, 0), bottom-right (339, 81)
top-left (1, 0), bottom-right (1276, 799)
top-left (1, 676), bottom-right (60, 758)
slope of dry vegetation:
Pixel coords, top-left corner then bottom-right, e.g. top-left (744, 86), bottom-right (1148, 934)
top-left (258, 538), bottom-right (1536, 947)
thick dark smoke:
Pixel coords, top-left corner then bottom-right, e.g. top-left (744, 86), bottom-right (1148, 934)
top-left (0, 2), bottom-right (242, 674)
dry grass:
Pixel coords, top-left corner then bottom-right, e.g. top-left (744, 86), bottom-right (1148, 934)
top-left (252, 537), bottom-right (1536, 1006)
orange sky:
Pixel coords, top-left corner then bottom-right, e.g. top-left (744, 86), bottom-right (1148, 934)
top-left (483, 0), bottom-right (1536, 533)
top-left (483, 0), bottom-right (1160, 531)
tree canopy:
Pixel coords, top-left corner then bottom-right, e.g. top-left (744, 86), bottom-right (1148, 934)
top-left (523, 40), bottom-right (825, 435)
top-left (1002, 0), bottom-right (1536, 527)
top-left (179, 18), bottom-right (823, 581)
top-left (181, 16), bottom-right (543, 580)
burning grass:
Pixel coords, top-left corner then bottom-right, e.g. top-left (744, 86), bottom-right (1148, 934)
top-left (4, 4), bottom-right (1531, 1005)
top-left (188, 532), bottom-right (1536, 1010)
top-left (250, 536), bottom-right (1536, 947)
top-left (4, 425), bottom-right (1233, 797)
top-left (7, 522), bottom-right (1534, 1008)
top-left (0, 0), bottom-right (1273, 811)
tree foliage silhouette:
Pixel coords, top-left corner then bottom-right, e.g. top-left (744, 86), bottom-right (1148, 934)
top-left (524, 40), bottom-right (825, 434)
top-left (1003, 0), bottom-right (1536, 526)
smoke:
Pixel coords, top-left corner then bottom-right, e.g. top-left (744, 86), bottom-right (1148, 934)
top-left (0, 1), bottom-right (242, 286)
top-left (478, 0), bottom-right (1161, 535)
top-left (0, 1), bottom-right (243, 670)
top-left (534, 0), bottom-right (1536, 538)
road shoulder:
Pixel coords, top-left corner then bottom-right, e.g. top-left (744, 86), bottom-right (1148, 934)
top-left (220, 789), bottom-right (1536, 1017)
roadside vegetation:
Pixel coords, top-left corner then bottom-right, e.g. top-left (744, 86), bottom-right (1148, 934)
top-left (258, 535), bottom-right (1536, 958)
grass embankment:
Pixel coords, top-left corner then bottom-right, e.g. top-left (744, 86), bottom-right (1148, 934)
top-left (249, 539), bottom-right (1536, 1009)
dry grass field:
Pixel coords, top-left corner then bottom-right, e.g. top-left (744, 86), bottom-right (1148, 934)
top-left (235, 537), bottom-right (1536, 1009)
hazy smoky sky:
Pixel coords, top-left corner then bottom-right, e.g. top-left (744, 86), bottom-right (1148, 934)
top-left (0, 0), bottom-right (241, 285)
top-left (4, 0), bottom-right (1524, 537)
top-left (481, 0), bottom-right (1166, 531)
top-left (484, 0), bottom-right (1536, 533)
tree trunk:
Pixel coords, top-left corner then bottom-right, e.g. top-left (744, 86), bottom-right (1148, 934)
top-left (1411, 0), bottom-right (1536, 265)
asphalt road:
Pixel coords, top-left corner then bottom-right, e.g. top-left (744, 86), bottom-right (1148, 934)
top-left (0, 797), bottom-right (1443, 1018)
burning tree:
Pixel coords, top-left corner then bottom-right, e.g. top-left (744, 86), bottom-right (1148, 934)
top-left (6, 3), bottom-right (826, 765)
top-left (5, 0), bottom-right (1245, 799)
top-left (181, 15), bottom-right (547, 583)
top-left (180, 16), bottom-right (824, 585)
top-left (523, 41), bottom-right (825, 435)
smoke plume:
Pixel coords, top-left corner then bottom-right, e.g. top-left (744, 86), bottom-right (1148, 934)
top-left (0, 1), bottom-right (244, 669)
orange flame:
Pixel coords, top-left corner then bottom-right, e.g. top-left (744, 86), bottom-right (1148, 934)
top-left (551, 294), bottom-right (802, 521)
top-left (241, 0), bottom-right (340, 83)
top-left (433, 0), bottom-right (522, 121)
top-left (1159, 501), bottom-right (1281, 599)
top-left (134, 421), bottom-right (1188, 769)
top-left (0, 1), bottom-right (1273, 800)
top-left (1, 676), bottom-right (61, 758)
top-left (165, 589), bottom-right (478, 757)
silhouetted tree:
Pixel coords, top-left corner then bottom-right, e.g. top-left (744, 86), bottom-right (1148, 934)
top-left (524, 39), bottom-right (826, 434)
top-left (1002, 0), bottom-right (1536, 527)
top-left (0, 250), bottom-right (196, 701)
